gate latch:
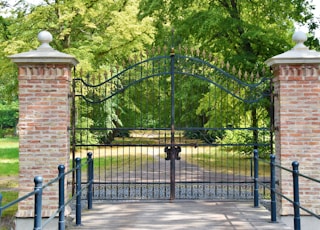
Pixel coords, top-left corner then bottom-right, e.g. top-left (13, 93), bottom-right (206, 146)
top-left (164, 146), bottom-right (181, 161)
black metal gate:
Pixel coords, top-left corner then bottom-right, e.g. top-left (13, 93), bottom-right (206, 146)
top-left (71, 48), bottom-right (272, 200)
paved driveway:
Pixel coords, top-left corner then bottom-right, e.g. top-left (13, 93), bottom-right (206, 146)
top-left (68, 201), bottom-right (292, 230)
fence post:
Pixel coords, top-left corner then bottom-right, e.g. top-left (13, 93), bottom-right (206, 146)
top-left (253, 148), bottom-right (259, 207)
top-left (33, 176), bottom-right (43, 230)
top-left (58, 165), bottom-right (65, 230)
top-left (0, 193), bottom-right (2, 219)
top-left (75, 158), bottom-right (82, 226)
top-left (87, 152), bottom-right (93, 210)
top-left (292, 161), bottom-right (301, 230)
top-left (270, 154), bottom-right (277, 222)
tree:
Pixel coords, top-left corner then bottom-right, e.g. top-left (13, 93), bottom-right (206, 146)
top-left (138, 0), bottom-right (306, 148)
top-left (139, 0), bottom-right (316, 69)
top-left (0, 0), bottom-right (155, 100)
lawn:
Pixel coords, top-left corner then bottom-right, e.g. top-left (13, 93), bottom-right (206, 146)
top-left (0, 138), bottom-right (19, 177)
top-left (74, 149), bottom-right (155, 181)
top-left (0, 137), bottom-right (19, 229)
top-left (185, 150), bottom-right (270, 177)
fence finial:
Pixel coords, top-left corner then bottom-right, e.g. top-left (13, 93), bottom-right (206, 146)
top-left (37, 30), bottom-right (53, 50)
top-left (292, 31), bottom-right (307, 50)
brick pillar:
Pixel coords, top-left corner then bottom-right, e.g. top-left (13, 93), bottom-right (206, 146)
top-left (9, 31), bottom-right (78, 218)
top-left (266, 31), bottom-right (320, 216)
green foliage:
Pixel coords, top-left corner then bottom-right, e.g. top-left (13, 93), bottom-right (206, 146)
top-left (0, 0), bottom-right (318, 151)
top-left (138, 0), bottom-right (318, 70)
top-left (74, 69), bottom-right (125, 144)
top-left (74, 116), bottom-right (98, 144)
top-left (0, 101), bottom-right (18, 137)
top-left (217, 129), bottom-right (270, 159)
top-left (0, 101), bottom-right (18, 127)
top-left (0, 0), bottom-right (156, 100)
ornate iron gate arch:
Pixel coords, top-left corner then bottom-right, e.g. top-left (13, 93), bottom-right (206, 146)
top-left (71, 48), bottom-right (272, 200)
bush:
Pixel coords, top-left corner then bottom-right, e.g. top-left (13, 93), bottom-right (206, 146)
top-left (216, 129), bottom-right (270, 158)
top-left (0, 102), bottom-right (18, 138)
top-left (0, 128), bottom-right (16, 138)
top-left (184, 130), bottom-right (224, 144)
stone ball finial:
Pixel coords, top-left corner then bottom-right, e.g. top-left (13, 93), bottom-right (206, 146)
top-left (37, 30), bottom-right (53, 49)
top-left (292, 31), bottom-right (307, 49)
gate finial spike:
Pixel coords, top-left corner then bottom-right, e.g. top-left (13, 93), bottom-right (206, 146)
top-left (208, 53), bottom-right (212, 62)
top-left (202, 50), bottom-right (206, 59)
top-left (244, 71), bottom-right (248, 80)
top-left (184, 47), bottom-right (188, 55)
top-left (232, 65), bottom-right (236, 74)
top-left (226, 62), bottom-right (230, 71)
top-left (170, 47), bottom-right (175, 56)
top-left (220, 60), bottom-right (225, 68)
top-left (171, 27), bottom-right (175, 49)
top-left (164, 45), bottom-right (168, 54)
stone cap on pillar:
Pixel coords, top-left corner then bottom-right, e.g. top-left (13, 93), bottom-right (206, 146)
top-left (265, 31), bottom-right (320, 66)
top-left (9, 30), bottom-right (78, 66)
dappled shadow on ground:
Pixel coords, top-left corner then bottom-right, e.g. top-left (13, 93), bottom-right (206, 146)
top-left (68, 201), bottom-right (292, 230)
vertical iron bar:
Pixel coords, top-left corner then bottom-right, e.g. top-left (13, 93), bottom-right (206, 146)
top-left (292, 161), bottom-right (301, 230)
top-left (269, 79), bottom-right (274, 156)
top-left (87, 152), bottom-right (93, 210)
top-left (253, 148), bottom-right (259, 207)
top-left (170, 47), bottom-right (176, 200)
top-left (270, 154), bottom-right (277, 222)
top-left (33, 176), bottom-right (43, 230)
top-left (71, 78), bottom-right (76, 195)
top-left (58, 165), bottom-right (65, 230)
top-left (0, 193), bottom-right (2, 220)
top-left (75, 158), bottom-right (82, 226)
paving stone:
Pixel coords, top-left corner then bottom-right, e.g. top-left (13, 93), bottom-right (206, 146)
top-left (67, 201), bottom-right (292, 230)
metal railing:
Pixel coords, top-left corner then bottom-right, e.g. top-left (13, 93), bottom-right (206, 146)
top-left (0, 152), bottom-right (94, 230)
top-left (253, 150), bottom-right (320, 230)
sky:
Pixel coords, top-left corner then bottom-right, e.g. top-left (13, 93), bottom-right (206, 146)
top-left (296, 0), bottom-right (320, 38)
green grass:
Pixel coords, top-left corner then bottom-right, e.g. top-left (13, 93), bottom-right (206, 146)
top-left (0, 138), bottom-right (19, 177)
top-left (0, 137), bottom-right (19, 149)
top-left (0, 137), bottom-right (19, 223)
top-left (0, 191), bottom-right (19, 215)
top-left (74, 153), bottom-right (154, 176)
top-left (185, 149), bottom-right (270, 176)
top-left (0, 191), bottom-right (18, 230)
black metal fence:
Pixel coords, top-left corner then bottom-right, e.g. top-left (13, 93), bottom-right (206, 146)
top-left (72, 51), bottom-right (272, 201)
top-left (254, 150), bottom-right (320, 230)
top-left (0, 153), bottom-right (94, 230)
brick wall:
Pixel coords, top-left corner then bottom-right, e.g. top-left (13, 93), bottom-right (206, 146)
top-left (16, 64), bottom-right (72, 217)
top-left (272, 63), bottom-right (320, 215)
